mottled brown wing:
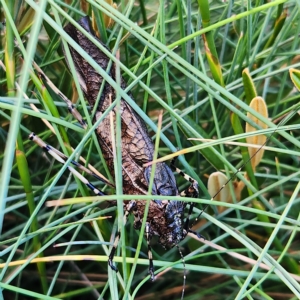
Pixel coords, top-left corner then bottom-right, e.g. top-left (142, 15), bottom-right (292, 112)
top-left (63, 17), bottom-right (156, 195)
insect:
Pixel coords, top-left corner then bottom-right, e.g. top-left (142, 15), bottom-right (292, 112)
top-left (30, 15), bottom-right (202, 285)
top-left (63, 16), bottom-right (204, 279)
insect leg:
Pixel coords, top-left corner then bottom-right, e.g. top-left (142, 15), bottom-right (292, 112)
top-left (170, 158), bottom-right (205, 238)
top-left (32, 61), bottom-right (87, 129)
top-left (170, 158), bottom-right (199, 196)
top-left (108, 231), bottom-right (121, 272)
top-left (108, 203), bottom-right (155, 280)
top-left (108, 200), bottom-right (137, 273)
top-left (124, 203), bottom-right (154, 280)
top-left (29, 133), bottom-right (110, 195)
top-left (131, 204), bottom-right (142, 229)
top-left (145, 222), bottom-right (155, 281)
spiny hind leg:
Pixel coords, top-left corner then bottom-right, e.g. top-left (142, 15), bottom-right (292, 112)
top-left (108, 200), bottom-right (137, 272)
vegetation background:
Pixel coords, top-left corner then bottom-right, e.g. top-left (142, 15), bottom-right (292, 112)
top-left (0, 0), bottom-right (300, 299)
